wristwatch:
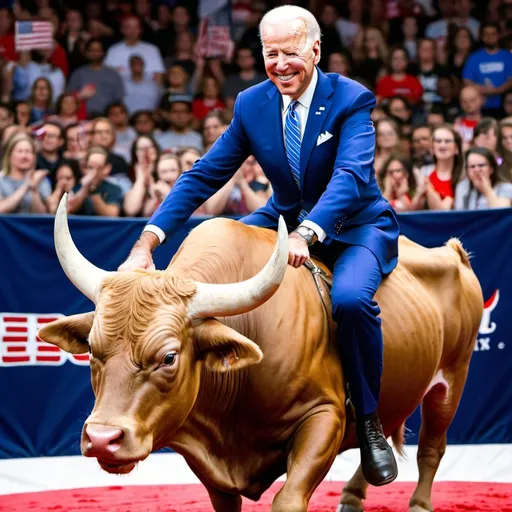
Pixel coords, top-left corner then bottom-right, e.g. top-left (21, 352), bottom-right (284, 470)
top-left (294, 226), bottom-right (317, 246)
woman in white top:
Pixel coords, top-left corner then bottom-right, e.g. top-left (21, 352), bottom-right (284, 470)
top-left (455, 147), bottom-right (512, 210)
top-left (0, 133), bottom-right (50, 214)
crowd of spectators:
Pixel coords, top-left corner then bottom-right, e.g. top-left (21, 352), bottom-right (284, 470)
top-left (0, 0), bottom-right (511, 219)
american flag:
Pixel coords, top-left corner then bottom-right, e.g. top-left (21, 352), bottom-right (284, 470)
top-left (197, 0), bottom-right (234, 60)
top-left (15, 21), bottom-right (53, 52)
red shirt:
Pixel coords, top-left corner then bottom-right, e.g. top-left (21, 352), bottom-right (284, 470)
top-left (429, 169), bottom-right (454, 199)
top-left (192, 98), bottom-right (226, 121)
top-left (376, 74), bottom-right (424, 104)
top-left (455, 117), bottom-right (479, 144)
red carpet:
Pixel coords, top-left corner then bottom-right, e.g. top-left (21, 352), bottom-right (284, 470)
top-left (1, 482), bottom-right (511, 511)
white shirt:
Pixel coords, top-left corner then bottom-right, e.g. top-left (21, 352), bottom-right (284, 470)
top-left (104, 41), bottom-right (165, 80)
top-left (144, 67), bottom-right (326, 244)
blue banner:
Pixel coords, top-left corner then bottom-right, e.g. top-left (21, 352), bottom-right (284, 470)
top-left (0, 209), bottom-right (511, 458)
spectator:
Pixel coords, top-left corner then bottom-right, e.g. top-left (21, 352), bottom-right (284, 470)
top-left (352, 27), bottom-right (388, 89)
top-left (327, 51), bottom-right (352, 76)
top-left (131, 110), bottom-right (156, 135)
top-left (24, 49), bottom-right (65, 104)
top-left (90, 117), bottom-right (131, 194)
top-left (14, 100), bottom-right (31, 129)
top-left (47, 159), bottom-right (82, 214)
top-left (222, 47), bottom-right (266, 108)
top-left (378, 154), bottom-right (423, 212)
top-left (67, 145), bottom-right (122, 217)
top-left (401, 17), bottom-right (419, 63)
top-left (376, 46), bottom-right (424, 105)
top-left (28, 77), bottom-right (53, 124)
top-left (107, 102), bottom-right (137, 164)
top-left (455, 147), bottom-right (512, 209)
top-left (49, 93), bottom-right (82, 127)
top-left (0, 132), bottom-right (49, 214)
top-left (35, 121), bottom-right (64, 177)
top-left (123, 134), bottom-right (161, 217)
top-left (411, 124), bottom-right (434, 169)
top-left (473, 118), bottom-right (502, 160)
top-left (176, 146), bottom-right (202, 172)
top-left (0, 102), bottom-right (14, 140)
top-left (421, 124), bottom-right (464, 210)
top-left (334, 2), bottom-right (361, 49)
top-left (374, 118), bottom-right (404, 176)
top-left (156, 96), bottom-right (203, 152)
top-left (164, 30), bottom-right (196, 77)
top-left (412, 38), bottom-right (446, 107)
top-left (444, 26), bottom-right (475, 79)
top-left (501, 118), bottom-right (512, 153)
top-left (318, 4), bottom-right (345, 59)
top-left (454, 85), bottom-right (484, 149)
top-left (192, 75), bottom-right (226, 123)
top-left (202, 111), bottom-right (228, 149)
top-left (426, 104), bottom-right (446, 128)
top-left (166, 64), bottom-right (194, 96)
top-left (426, 0), bottom-right (479, 47)
top-left (0, 8), bottom-right (17, 62)
top-left (386, 96), bottom-right (413, 136)
top-left (463, 22), bottom-right (512, 118)
top-left (436, 75), bottom-right (461, 123)
top-left (57, 9), bottom-right (89, 73)
top-left (63, 123), bottom-right (87, 164)
top-left (104, 15), bottom-right (165, 84)
top-left (123, 55), bottom-right (162, 115)
top-left (67, 38), bottom-right (125, 118)
top-left (504, 90), bottom-right (512, 117)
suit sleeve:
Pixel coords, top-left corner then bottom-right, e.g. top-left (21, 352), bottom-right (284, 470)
top-left (146, 94), bottom-right (250, 239)
top-left (305, 89), bottom-right (377, 240)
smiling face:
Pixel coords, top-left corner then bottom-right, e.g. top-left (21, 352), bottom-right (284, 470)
top-left (261, 18), bottom-right (320, 99)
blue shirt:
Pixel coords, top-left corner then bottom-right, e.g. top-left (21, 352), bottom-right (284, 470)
top-left (463, 49), bottom-right (512, 109)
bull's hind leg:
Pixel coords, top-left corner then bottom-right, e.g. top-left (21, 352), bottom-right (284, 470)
top-left (337, 465), bottom-right (368, 511)
top-left (409, 367), bottom-right (469, 512)
top-left (271, 409), bottom-right (344, 512)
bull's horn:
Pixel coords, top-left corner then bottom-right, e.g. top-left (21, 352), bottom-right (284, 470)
top-left (187, 216), bottom-right (289, 318)
top-left (54, 193), bottom-right (111, 304)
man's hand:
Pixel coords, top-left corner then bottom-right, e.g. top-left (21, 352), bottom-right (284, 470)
top-left (288, 231), bottom-right (310, 268)
top-left (118, 232), bottom-right (160, 271)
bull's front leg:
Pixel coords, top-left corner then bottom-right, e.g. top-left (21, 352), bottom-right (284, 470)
top-left (272, 408), bottom-right (345, 512)
top-left (206, 486), bottom-right (242, 512)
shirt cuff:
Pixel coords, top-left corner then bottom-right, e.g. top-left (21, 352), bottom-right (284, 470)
top-left (300, 220), bottom-right (327, 243)
top-left (143, 225), bottom-right (166, 244)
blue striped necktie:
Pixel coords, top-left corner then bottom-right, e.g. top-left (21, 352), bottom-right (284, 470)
top-left (285, 99), bottom-right (308, 222)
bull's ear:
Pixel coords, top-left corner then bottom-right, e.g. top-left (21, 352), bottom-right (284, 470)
top-left (38, 312), bottom-right (95, 354)
top-left (193, 319), bottom-right (263, 372)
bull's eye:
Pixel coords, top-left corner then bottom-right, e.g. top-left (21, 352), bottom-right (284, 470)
top-left (163, 352), bottom-right (177, 366)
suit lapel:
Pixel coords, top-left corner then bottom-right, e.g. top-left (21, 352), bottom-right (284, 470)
top-left (299, 69), bottom-right (334, 190)
top-left (263, 85), bottom-right (297, 189)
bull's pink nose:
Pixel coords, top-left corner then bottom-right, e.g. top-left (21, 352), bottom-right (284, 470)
top-left (84, 424), bottom-right (124, 457)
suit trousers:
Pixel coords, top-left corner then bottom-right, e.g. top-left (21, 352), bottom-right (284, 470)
top-left (311, 242), bottom-right (384, 416)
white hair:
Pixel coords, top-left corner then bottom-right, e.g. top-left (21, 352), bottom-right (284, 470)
top-left (259, 5), bottom-right (322, 49)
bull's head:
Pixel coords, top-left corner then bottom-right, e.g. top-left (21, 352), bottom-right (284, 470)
top-left (38, 194), bottom-right (288, 474)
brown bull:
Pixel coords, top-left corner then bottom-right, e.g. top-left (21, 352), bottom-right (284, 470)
top-left (39, 195), bottom-right (483, 512)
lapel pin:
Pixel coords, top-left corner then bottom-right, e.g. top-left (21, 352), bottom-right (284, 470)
top-left (315, 111), bottom-right (322, 115)
top-left (319, 106), bottom-right (325, 111)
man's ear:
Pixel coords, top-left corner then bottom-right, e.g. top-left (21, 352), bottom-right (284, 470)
top-left (38, 312), bottom-right (94, 354)
top-left (193, 319), bottom-right (263, 372)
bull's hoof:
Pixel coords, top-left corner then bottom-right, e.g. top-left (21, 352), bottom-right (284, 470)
top-left (409, 506), bottom-right (432, 512)
top-left (336, 505), bottom-right (363, 512)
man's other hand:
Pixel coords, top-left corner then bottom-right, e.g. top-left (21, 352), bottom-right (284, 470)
top-left (288, 232), bottom-right (310, 268)
top-left (118, 249), bottom-right (155, 271)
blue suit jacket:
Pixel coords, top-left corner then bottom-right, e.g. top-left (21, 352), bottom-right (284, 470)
top-left (148, 68), bottom-right (399, 274)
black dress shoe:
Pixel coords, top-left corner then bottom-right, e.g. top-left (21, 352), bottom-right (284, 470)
top-left (356, 412), bottom-right (398, 487)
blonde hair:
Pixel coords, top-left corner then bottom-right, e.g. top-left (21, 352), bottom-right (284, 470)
top-left (259, 6), bottom-right (321, 50)
top-left (1, 133), bottom-right (36, 176)
top-left (156, 153), bottom-right (182, 180)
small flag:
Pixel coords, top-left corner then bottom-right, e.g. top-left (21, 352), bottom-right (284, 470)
top-left (15, 21), bottom-right (53, 52)
top-left (197, 0), bottom-right (234, 60)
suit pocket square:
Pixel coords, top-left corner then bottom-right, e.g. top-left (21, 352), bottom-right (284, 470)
top-left (316, 131), bottom-right (333, 146)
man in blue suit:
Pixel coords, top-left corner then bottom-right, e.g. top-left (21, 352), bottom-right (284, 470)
top-left (120, 5), bottom-right (399, 486)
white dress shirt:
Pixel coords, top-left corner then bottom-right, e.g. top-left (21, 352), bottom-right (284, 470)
top-left (144, 67), bottom-right (327, 244)
top-left (280, 67), bottom-right (326, 242)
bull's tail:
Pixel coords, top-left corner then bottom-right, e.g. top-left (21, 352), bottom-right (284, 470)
top-left (391, 423), bottom-right (406, 459)
top-left (446, 238), bottom-right (471, 268)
